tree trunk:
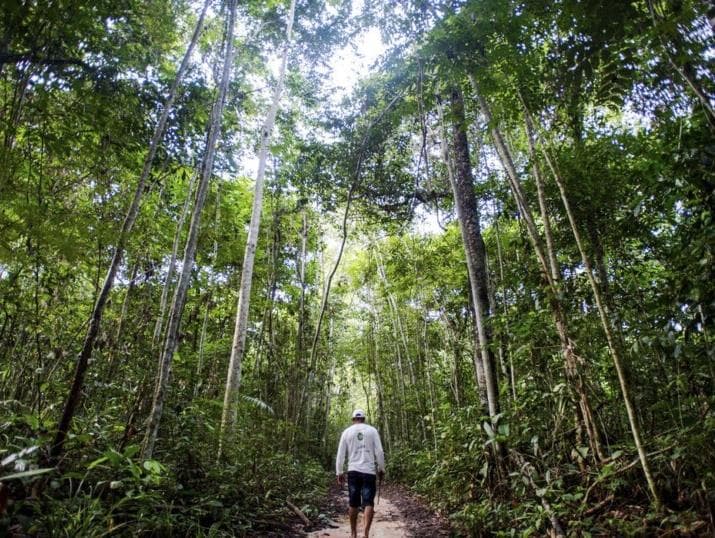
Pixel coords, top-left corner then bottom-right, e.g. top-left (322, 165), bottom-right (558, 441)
top-left (153, 171), bottom-right (197, 348)
top-left (492, 212), bottom-right (517, 402)
top-left (527, 105), bottom-right (662, 509)
top-left (520, 92), bottom-right (560, 284)
top-left (142, 0), bottom-right (236, 460)
top-left (218, 0), bottom-right (296, 458)
top-left (105, 261), bottom-right (139, 381)
top-left (371, 312), bottom-right (392, 452)
top-left (476, 86), bottom-right (605, 462)
top-left (194, 183), bottom-right (221, 398)
top-left (50, 0), bottom-right (210, 462)
top-left (290, 208), bottom-right (308, 419)
top-left (443, 87), bottom-right (499, 419)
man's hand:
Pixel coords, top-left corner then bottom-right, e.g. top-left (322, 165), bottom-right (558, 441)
top-left (337, 473), bottom-right (346, 486)
top-left (378, 470), bottom-right (385, 482)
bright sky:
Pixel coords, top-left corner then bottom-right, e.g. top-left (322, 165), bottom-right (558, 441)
top-left (322, 23), bottom-right (449, 237)
top-left (326, 26), bottom-right (385, 99)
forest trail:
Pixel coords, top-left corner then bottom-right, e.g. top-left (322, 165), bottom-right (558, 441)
top-left (307, 495), bottom-right (407, 537)
top-left (306, 484), bottom-right (451, 538)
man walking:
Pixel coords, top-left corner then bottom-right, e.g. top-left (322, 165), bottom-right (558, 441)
top-left (336, 409), bottom-right (386, 538)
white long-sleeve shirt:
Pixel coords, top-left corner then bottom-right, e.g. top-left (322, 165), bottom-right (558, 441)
top-left (335, 423), bottom-right (385, 476)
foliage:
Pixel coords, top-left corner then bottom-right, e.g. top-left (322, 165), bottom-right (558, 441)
top-left (1, 0), bottom-right (713, 535)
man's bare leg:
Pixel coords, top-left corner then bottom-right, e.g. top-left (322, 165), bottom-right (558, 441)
top-left (363, 505), bottom-right (374, 537)
top-left (349, 507), bottom-right (359, 538)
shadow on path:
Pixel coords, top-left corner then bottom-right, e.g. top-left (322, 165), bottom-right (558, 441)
top-left (307, 495), bottom-right (407, 537)
top-left (306, 483), bottom-right (451, 538)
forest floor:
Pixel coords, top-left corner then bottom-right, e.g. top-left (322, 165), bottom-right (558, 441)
top-left (303, 482), bottom-right (452, 538)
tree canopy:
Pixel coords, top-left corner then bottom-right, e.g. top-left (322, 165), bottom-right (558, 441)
top-left (1, 0), bottom-right (713, 535)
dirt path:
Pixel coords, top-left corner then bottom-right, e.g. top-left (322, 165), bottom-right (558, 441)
top-left (307, 496), bottom-right (407, 537)
top-left (306, 483), bottom-right (451, 538)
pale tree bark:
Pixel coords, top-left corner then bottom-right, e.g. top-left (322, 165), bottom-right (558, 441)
top-left (50, 0), bottom-right (210, 462)
top-left (154, 171), bottom-right (198, 348)
top-left (492, 210), bottom-right (517, 402)
top-left (475, 85), bottom-right (605, 462)
top-left (218, 0), bottom-right (296, 458)
top-left (440, 87), bottom-right (499, 419)
top-left (525, 104), bottom-right (663, 509)
top-left (142, 0), bottom-right (237, 460)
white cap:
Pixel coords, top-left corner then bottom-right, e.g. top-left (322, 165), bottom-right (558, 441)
top-left (352, 409), bottom-right (366, 419)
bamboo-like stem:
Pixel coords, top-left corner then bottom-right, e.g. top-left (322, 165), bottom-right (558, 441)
top-left (50, 0), bottom-right (211, 462)
top-left (142, 0), bottom-right (237, 460)
top-left (526, 103), bottom-right (662, 509)
top-left (218, 0), bottom-right (297, 459)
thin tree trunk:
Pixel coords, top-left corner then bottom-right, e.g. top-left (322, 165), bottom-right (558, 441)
top-left (486, 255), bottom-right (508, 383)
top-left (296, 93), bottom-right (405, 430)
top-left (105, 262), bottom-right (139, 380)
top-left (370, 311), bottom-right (392, 452)
top-left (437, 97), bottom-right (488, 408)
top-left (476, 85), bottom-right (605, 462)
top-left (193, 293), bottom-right (211, 398)
top-left (526, 104), bottom-right (662, 509)
top-left (492, 212), bottom-right (517, 402)
top-left (194, 184), bottom-right (221, 398)
top-left (142, 0), bottom-right (236, 459)
top-left (423, 315), bottom-right (438, 450)
top-left (320, 354), bottom-right (337, 451)
top-left (440, 314), bottom-right (463, 408)
top-left (154, 171), bottom-right (198, 348)
top-left (50, 0), bottom-right (210, 462)
top-left (290, 208), bottom-right (308, 418)
top-left (520, 93), bottom-right (560, 284)
top-left (218, 0), bottom-right (296, 457)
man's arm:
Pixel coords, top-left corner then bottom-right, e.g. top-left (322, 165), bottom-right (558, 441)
top-left (373, 428), bottom-right (385, 474)
top-left (336, 431), bottom-right (347, 476)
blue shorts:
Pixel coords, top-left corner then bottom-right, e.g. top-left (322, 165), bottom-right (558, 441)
top-left (347, 471), bottom-right (376, 508)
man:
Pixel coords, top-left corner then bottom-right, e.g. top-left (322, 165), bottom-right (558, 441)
top-left (335, 409), bottom-right (386, 538)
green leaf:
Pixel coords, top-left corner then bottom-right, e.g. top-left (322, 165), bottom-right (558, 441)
top-left (0, 468), bottom-right (54, 481)
top-left (483, 421), bottom-right (494, 438)
top-left (87, 455), bottom-right (109, 470)
top-left (143, 459), bottom-right (164, 475)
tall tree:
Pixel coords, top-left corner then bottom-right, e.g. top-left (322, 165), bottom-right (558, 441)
top-left (50, 0), bottom-right (211, 461)
top-left (218, 0), bottom-right (297, 457)
top-left (143, 0), bottom-right (237, 459)
top-left (443, 86), bottom-right (499, 419)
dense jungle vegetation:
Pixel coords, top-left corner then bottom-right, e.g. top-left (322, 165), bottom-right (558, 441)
top-left (1, 0), bottom-right (714, 535)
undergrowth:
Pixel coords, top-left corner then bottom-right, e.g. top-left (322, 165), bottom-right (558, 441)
top-left (1, 408), bottom-right (330, 537)
top-left (390, 406), bottom-right (715, 537)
